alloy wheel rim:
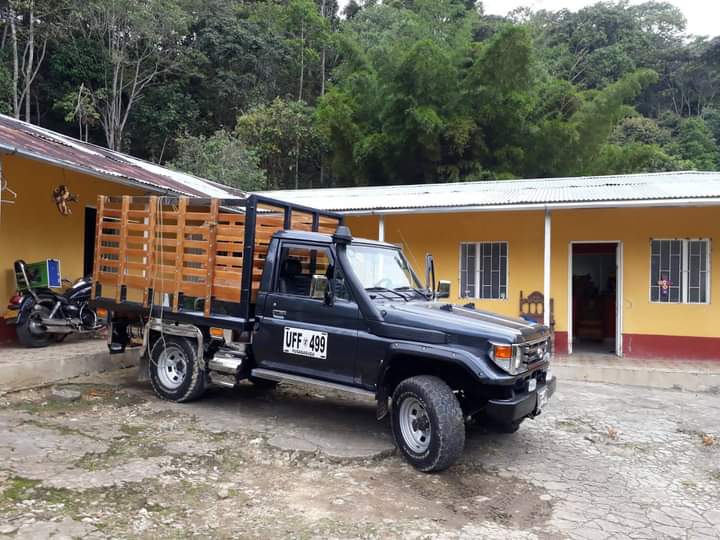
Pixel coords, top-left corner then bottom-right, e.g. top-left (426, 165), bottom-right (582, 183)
top-left (399, 396), bottom-right (431, 453)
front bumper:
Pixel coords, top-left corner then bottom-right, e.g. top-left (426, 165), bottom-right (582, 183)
top-left (484, 374), bottom-right (557, 424)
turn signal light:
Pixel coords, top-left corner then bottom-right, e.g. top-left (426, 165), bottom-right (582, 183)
top-left (96, 308), bottom-right (108, 319)
top-left (493, 345), bottom-right (513, 359)
top-left (209, 327), bottom-right (225, 339)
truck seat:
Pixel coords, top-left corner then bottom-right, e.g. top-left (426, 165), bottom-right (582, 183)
top-left (278, 258), bottom-right (311, 296)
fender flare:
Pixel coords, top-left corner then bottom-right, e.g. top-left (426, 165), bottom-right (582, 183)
top-left (374, 342), bottom-right (492, 416)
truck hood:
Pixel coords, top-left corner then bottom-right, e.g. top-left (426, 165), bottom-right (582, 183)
top-left (380, 301), bottom-right (548, 345)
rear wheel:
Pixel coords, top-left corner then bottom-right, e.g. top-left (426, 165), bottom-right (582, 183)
top-left (16, 304), bottom-right (52, 348)
top-left (149, 336), bottom-right (206, 402)
top-left (391, 375), bottom-right (465, 472)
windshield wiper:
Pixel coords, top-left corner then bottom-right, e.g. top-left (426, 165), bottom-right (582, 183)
top-left (394, 286), bottom-right (431, 299)
top-left (365, 287), bottom-right (411, 301)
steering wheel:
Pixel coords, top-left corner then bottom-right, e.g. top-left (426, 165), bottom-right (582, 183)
top-left (373, 278), bottom-right (393, 289)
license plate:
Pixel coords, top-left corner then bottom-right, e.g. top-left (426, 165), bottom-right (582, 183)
top-left (283, 327), bottom-right (328, 359)
top-left (537, 387), bottom-right (548, 411)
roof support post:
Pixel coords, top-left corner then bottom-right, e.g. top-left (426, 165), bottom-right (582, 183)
top-left (543, 208), bottom-right (552, 327)
top-left (378, 215), bottom-right (385, 242)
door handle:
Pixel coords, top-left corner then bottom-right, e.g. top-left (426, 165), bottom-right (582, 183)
top-left (272, 309), bottom-right (287, 319)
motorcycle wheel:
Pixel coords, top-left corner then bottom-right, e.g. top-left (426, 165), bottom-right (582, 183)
top-left (16, 304), bottom-right (52, 348)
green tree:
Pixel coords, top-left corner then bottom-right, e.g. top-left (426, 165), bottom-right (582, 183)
top-left (169, 130), bottom-right (266, 190)
top-left (675, 117), bottom-right (720, 170)
top-left (236, 98), bottom-right (325, 189)
top-left (66, 0), bottom-right (188, 150)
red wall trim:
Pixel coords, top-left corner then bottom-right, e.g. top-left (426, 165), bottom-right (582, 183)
top-left (0, 320), bottom-right (17, 345)
top-left (553, 331), bottom-right (569, 355)
top-left (623, 334), bottom-right (720, 360)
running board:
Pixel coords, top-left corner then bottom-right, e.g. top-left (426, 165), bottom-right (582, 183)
top-left (250, 368), bottom-right (375, 399)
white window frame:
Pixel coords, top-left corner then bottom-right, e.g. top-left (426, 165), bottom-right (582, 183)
top-left (649, 238), bottom-right (711, 305)
top-left (458, 241), bottom-right (509, 300)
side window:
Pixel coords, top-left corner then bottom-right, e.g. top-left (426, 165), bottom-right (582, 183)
top-left (460, 242), bottom-right (508, 299)
top-left (276, 244), bottom-right (333, 298)
top-left (650, 239), bottom-right (710, 304)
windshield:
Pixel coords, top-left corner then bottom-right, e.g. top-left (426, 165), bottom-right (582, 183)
top-left (346, 244), bottom-right (423, 292)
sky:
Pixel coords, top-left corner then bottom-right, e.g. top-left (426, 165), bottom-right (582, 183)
top-left (337, 1), bottom-right (719, 38)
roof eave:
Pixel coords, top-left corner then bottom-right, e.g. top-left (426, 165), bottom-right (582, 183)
top-left (337, 197), bottom-right (720, 215)
top-left (0, 142), bottom-right (199, 197)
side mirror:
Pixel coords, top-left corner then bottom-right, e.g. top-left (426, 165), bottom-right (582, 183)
top-left (436, 280), bottom-right (451, 299)
top-left (425, 253), bottom-right (436, 295)
top-left (310, 275), bottom-right (334, 306)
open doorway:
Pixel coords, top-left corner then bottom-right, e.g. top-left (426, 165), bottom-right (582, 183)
top-left (570, 242), bottom-right (622, 355)
top-left (83, 207), bottom-right (96, 278)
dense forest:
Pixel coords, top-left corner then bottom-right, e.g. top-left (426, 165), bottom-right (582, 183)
top-left (0, 0), bottom-right (718, 190)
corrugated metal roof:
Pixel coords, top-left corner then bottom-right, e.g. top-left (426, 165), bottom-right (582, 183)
top-left (257, 171), bottom-right (720, 213)
top-left (0, 114), bottom-right (242, 198)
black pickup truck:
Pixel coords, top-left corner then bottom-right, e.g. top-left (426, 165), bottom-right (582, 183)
top-left (92, 195), bottom-right (555, 472)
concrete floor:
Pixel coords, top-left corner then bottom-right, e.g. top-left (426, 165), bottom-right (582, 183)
top-left (553, 353), bottom-right (720, 393)
top-left (0, 337), bottom-right (137, 391)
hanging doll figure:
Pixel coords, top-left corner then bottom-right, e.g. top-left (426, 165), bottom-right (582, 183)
top-left (52, 185), bottom-right (78, 216)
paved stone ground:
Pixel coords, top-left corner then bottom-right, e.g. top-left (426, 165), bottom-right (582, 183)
top-left (0, 369), bottom-right (718, 539)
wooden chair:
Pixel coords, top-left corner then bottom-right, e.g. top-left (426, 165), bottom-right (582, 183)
top-left (519, 290), bottom-right (555, 331)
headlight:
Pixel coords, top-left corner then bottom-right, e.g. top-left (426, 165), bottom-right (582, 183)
top-left (490, 342), bottom-right (524, 375)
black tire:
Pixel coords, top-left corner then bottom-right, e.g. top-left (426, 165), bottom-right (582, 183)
top-left (249, 376), bottom-right (279, 390)
top-left (16, 304), bottom-right (52, 348)
top-left (391, 375), bottom-right (465, 472)
top-left (149, 336), bottom-right (207, 402)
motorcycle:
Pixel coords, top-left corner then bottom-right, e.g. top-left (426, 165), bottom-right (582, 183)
top-left (5, 260), bottom-right (105, 347)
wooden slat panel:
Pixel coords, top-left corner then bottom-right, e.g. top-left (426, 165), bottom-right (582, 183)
top-left (185, 211), bottom-right (212, 221)
top-left (124, 275), bottom-right (147, 289)
top-left (102, 208), bottom-right (121, 218)
top-left (98, 271), bottom-right (119, 283)
top-left (125, 247), bottom-right (148, 258)
top-left (181, 266), bottom-right (208, 278)
top-left (183, 253), bottom-right (208, 264)
top-left (172, 198), bottom-right (187, 312)
top-left (204, 199), bottom-right (219, 316)
top-left (215, 255), bottom-right (242, 266)
top-left (91, 196), bottom-right (105, 299)
top-left (213, 284), bottom-right (242, 302)
top-left (179, 282), bottom-right (206, 298)
top-left (214, 268), bottom-right (242, 281)
top-left (115, 197), bottom-right (130, 302)
top-left (98, 246), bottom-right (120, 256)
top-left (184, 239), bottom-right (208, 249)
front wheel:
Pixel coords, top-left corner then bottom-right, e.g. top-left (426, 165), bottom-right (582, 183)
top-left (391, 375), bottom-right (465, 472)
top-left (16, 304), bottom-right (52, 348)
top-left (149, 336), bottom-right (207, 402)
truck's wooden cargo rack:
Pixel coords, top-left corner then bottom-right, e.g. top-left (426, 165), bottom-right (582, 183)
top-left (91, 194), bottom-right (342, 324)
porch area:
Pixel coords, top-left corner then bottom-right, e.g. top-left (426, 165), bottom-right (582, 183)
top-left (552, 353), bottom-right (720, 393)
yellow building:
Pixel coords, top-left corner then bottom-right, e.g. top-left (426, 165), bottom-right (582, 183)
top-left (263, 173), bottom-right (720, 360)
top-left (0, 114), bottom-right (241, 343)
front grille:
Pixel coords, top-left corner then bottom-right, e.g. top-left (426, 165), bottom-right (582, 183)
top-left (520, 338), bottom-right (549, 364)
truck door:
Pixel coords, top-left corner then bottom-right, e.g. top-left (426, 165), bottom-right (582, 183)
top-left (253, 242), bottom-right (362, 385)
